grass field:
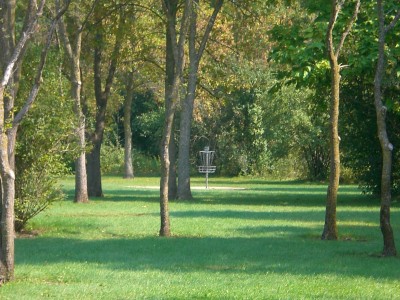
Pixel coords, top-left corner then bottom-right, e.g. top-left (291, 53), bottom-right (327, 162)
top-left (0, 176), bottom-right (399, 299)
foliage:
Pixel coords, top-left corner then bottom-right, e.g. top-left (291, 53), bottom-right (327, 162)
top-left (100, 133), bottom-right (160, 176)
top-left (198, 60), bottom-right (324, 178)
top-left (114, 90), bottom-right (163, 157)
top-left (215, 88), bottom-right (271, 176)
top-left (14, 48), bottom-right (74, 232)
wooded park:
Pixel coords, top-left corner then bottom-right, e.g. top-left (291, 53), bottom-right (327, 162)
top-left (0, 0), bottom-right (399, 298)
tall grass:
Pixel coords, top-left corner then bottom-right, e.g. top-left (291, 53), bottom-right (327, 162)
top-left (1, 177), bottom-right (399, 299)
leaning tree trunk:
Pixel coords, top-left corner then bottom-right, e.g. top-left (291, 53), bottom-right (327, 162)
top-left (165, 7), bottom-right (178, 199)
top-left (0, 2), bottom-right (17, 280)
top-left (0, 0), bottom-right (69, 283)
top-left (374, 0), bottom-right (397, 257)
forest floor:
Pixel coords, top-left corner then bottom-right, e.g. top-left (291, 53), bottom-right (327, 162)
top-left (1, 176), bottom-right (399, 299)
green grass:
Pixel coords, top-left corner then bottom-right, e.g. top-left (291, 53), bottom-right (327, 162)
top-left (1, 176), bottom-right (399, 299)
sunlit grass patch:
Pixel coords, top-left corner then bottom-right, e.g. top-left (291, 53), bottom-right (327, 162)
top-left (1, 176), bottom-right (399, 299)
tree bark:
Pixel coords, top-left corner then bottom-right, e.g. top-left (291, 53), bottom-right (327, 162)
top-left (164, 1), bottom-right (178, 199)
top-left (374, 0), bottom-right (398, 257)
top-left (177, 0), bottom-right (223, 200)
top-left (123, 72), bottom-right (134, 179)
top-left (160, 0), bottom-right (192, 236)
top-left (322, 0), bottom-right (360, 240)
top-left (56, 0), bottom-right (89, 202)
top-left (0, 0), bottom-right (69, 283)
top-left (87, 6), bottom-right (122, 197)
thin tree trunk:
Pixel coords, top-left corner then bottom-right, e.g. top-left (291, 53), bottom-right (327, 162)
top-left (177, 0), bottom-right (223, 200)
top-left (74, 117), bottom-right (88, 202)
top-left (374, 0), bottom-right (398, 256)
top-left (322, 0), bottom-right (360, 240)
top-left (123, 72), bottom-right (134, 179)
top-left (164, 1), bottom-right (178, 199)
top-left (322, 59), bottom-right (340, 240)
top-left (168, 129), bottom-right (177, 198)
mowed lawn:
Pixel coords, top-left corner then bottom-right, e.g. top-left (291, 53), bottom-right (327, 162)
top-left (1, 176), bottom-right (399, 299)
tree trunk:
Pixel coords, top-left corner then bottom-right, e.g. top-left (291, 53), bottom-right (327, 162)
top-left (160, 104), bottom-right (175, 236)
top-left (159, 0), bottom-right (191, 236)
top-left (0, 0), bottom-right (29, 283)
top-left (0, 0), bottom-right (67, 283)
top-left (374, 0), bottom-right (397, 256)
top-left (322, 59), bottom-right (340, 240)
top-left (177, 68), bottom-right (196, 200)
top-left (0, 156), bottom-right (15, 283)
top-left (56, 4), bottom-right (89, 202)
top-left (87, 6), bottom-right (122, 197)
top-left (321, 0), bottom-right (360, 240)
top-left (69, 22), bottom-right (88, 203)
top-left (74, 113), bottom-right (88, 201)
top-left (177, 0), bottom-right (223, 200)
top-left (168, 130), bottom-right (177, 199)
top-left (164, 1), bottom-right (178, 200)
top-left (86, 142), bottom-right (103, 197)
top-left (123, 72), bottom-right (134, 179)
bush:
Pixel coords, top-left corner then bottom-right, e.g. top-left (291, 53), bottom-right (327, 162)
top-left (101, 143), bottom-right (160, 176)
top-left (13, 47), bottom-right (74, 232)
top-left (15, 165), bottom-right (65, 232)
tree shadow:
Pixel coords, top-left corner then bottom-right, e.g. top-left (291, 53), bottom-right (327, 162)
top-left (15, 234), bottom-right (399, 281)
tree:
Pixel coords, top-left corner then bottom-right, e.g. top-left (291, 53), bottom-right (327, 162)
top-left (123, 71), bottom-right (135, 179)
top-left (0, 0), bottom-right (69, 283)
top-left (322, 0), bottom-right (360, 240)
top-left (159, 0), bottom-right (192, 236)
top-left (177, 0), bottom-right (223, 199)
top-left (57, 0), bottom-right (96, 203)
top-left (374, 0), bottom-right (400, 256)
top-left (86, 2), bottom-right (123, 197)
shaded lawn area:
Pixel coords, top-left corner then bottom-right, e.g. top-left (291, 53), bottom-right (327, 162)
top-left (1, 176), bottom-right (399, 299)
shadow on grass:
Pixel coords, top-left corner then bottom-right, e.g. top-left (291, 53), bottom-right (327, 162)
top-left (170, 209), bottom-right (380, 223)
top-left (73, 188), bottom-right (376, 210)
top-left (61, 178), bottom-right (376, 209)
top-left (16, 234), bottom-right (398, 280)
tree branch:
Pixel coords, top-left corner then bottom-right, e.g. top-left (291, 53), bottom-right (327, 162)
top-left (0, 0), bottom-right (46, 89)
top-left (335, 0), bottom-right (360, 58)
top-left (13, 0), bottom-right (71, 127)
top-left (197, 0), bottom-right (224, 61)
top-left (385, 6), bottom-right (400, 33)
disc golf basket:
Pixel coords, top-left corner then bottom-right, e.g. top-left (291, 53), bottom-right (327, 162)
top-left (198, 146), bottom-right (216, 189)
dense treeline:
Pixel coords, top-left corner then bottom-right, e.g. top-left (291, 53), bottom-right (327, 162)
top-left (1, 0), bottom-right (400, 282)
